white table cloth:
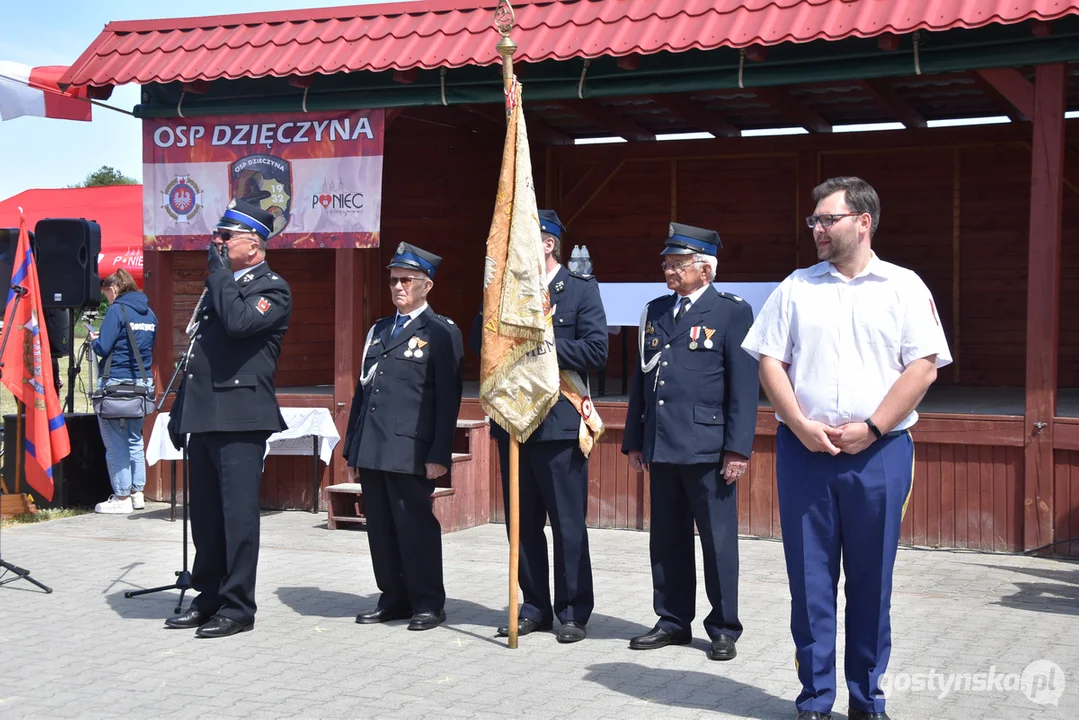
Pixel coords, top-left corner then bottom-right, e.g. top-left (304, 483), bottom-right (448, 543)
top-left (146, 407), bottom-right (340, 466)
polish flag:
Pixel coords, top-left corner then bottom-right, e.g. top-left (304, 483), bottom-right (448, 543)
top-left (0, 61), bottom-right (91, 122)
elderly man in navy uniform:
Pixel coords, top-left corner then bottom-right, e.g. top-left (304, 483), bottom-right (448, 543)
top-left (468, 209), bottom-right (608, 643)
top-left (345, 243), bottom-right (464, 632)
top-left (164, 198), bottom-right (292, 638)
top-left (622, 222), bottom-right (759, 660)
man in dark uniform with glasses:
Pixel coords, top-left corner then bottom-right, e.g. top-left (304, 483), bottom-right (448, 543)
top-left (622, 222), bottom-right (759, 662)
top-left (344, 242), bottom-right (464, 632)
top-left (164, 198), bottom-right (292, 638)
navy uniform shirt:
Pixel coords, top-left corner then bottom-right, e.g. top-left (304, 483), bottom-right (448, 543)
top-left (344, 307), bottom-right (464, 475)
top-left (622, 284), bottom-right (760, 464)
top-left (469, 265), bottom-right (608, 443)
top-left (172, 262), bottom-right (292, 434)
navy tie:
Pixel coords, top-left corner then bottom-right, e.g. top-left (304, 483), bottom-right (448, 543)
top-left (674, 296), bottom-right (691, 324)
top-left (391, 314), bottom-right (409, 339)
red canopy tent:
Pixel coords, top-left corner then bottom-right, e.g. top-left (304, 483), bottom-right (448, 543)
top-left (0, 185), bottom-right (143, 287)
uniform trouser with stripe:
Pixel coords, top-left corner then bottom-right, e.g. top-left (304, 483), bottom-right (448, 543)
top-left (359, 470), bottom-right (445, 614)
top-left (497, 436), bottom-right (594, 625)
top-left (188, 431), bottom-right (271, 625)
top-left (776, 424), bottom-right (914, 715)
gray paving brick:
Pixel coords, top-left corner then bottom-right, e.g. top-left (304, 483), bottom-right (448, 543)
top-left (2, 505), bottom-right (1078, 719)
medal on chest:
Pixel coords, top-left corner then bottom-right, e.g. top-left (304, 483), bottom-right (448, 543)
top-left (404, 336), bottom-right (427, 358)
top-left (703, 327), bottom-right (715, 349)
top-left (689, 326), bottom-right (701, 350)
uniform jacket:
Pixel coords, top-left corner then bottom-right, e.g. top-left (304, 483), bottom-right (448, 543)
top-left (171, 262), bottom-right (292, 434)
top-left (622, 284), bottom-right (759, 464)
top-left (92, 291), bottom-right (157, 380)
top-left (344, 306), bottom-right (464, 475)
top-left (469, 266), bottom-right (608, 443)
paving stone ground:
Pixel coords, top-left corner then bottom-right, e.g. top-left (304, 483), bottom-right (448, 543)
top-left (0, 504), bottom-right (1076, 719)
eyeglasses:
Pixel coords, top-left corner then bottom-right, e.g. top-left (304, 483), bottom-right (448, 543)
top-left (389, 276), bottom-right (422, 288)
top-left (212, 229), bottom-right (258, 243)
top-left (661, 260), bottom-right (702, 273)
top-left (805, 213), bottom-right (862, 229)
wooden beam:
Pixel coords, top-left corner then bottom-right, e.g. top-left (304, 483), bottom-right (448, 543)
top-left (753, 87), bottom-right (831, 133)
top-left (970, 72), bottom-right (1028, 122)
top-left (858, 79), bottom-right (927, 128)
top-left (617, 53), bottom-right (641, 71)
top-left (333, 249), bottom-right (366, 491)
top-left (393, 69), bottom-right (418, 84)
top-left (1023, 63), bottom-right (1066, 553)
top-left (461, 103), bottom-right (572, 145)
top-left (385, 108), bottom-right (404, 130)
top-left (877, 33), bottom-right (901, 51)
top-left (552, 99), bottom-right (655, 142)
top-left (648, 94), bottom-right (739, 138)
top-left (560, 159), bottom-right (625, 227)
top-left (975, 68), bottom-right (1035, 120)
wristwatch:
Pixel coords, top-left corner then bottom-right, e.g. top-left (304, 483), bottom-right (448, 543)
top-left (865, 418), bottom-right (883, 440)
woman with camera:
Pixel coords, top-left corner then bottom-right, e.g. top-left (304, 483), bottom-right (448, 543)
top-left (88, 268), bottom-right (157, 515)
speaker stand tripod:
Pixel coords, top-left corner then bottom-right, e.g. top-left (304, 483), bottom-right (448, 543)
top-left (124, 331), bottom-right (196, 613)
top-left (0, 283), bottom-right (52, 594)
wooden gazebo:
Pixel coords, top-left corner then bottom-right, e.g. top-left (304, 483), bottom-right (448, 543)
top-left (61, 0), bottom-right (1079, 555)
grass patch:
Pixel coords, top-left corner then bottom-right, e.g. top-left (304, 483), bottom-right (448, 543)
top-left (1, 507), bottom-right (91, 528)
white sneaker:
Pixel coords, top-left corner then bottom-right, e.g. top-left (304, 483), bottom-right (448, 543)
top-left (131, 491), bottom-right (145, 510)
top-left (95, 495), bottom-right (133, 515)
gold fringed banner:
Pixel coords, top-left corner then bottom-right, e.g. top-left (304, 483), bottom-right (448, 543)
top-left (478, 78), bottom-right (560, 443)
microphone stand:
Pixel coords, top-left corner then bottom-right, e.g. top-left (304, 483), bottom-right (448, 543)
top-left (124, 325), bottom-right (198, 613)
top-left (0, 284), bottom-right (52, 593)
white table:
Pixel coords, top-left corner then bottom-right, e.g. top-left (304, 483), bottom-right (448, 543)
top-left (595, 282), bottom-right (781, 395)
top-left (147, 407), bottom-right (341, 514)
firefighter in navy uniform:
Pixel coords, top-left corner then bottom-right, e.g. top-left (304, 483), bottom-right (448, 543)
top-left (344, 243), bottom-right (464, 632)
top-left (164, 198), bottom-right (292, 639)
top-left (468, 209), bottom-right (608, 644)
top-left (621, 222), bottom-right (759, 661)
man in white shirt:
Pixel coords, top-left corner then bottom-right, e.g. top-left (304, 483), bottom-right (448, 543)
top-left (742, 177), bottom-right (951, 720)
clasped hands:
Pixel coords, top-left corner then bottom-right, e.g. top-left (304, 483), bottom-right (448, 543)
top-left (792, 419), bottom-right (875, 455)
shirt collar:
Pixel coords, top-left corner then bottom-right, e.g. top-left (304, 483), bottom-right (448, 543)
top-left (812, 252), bottom-right (890, 281)
top-left (546, 263), bottom-right (563, 286)
top-left (397, 303), bottom-right (428, 321)
top-left (677, 283), bottom-right (711, 305)
top-left (234, 261), bottom-right (266, 282)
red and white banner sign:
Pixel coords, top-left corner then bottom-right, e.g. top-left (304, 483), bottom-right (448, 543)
top-left (0, 61), bottom-right (91, 122)
top-left (142, 109), bottom-right (384, 250)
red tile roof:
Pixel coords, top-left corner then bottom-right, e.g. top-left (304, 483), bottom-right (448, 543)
top-left (62, 0), bottom-right (1079, 87)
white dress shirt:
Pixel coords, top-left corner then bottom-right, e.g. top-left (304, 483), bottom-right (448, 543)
top-left (741, 253), bottom-right (952, 431)
top-left (672, 283), bottom-right (710, 318)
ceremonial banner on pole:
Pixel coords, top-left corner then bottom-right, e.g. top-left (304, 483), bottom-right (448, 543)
top-left (0, 216), bottom-right (70, 501)
top-left (477, 78), bottom-right (559, 442)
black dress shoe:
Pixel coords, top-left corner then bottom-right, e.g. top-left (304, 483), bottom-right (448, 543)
top-left (194, 615), bottom-right (253, 638)
top-left (496, 617), bottom-right (553, 637)
top-left (629, 626), bottom-right (692, 650)
top-left (556, 621), bottom-right (586, 644)
top-left (355, 607), bottom-right (412, 624)
top-left (707, 634), bottom-right (737, 661)
top-left (848, 710), bottom-right (888, 720)
top-left (164, 608), bottom-right (211, 629)
top-left (797, 712), bottom-right (832, 720)
top-left (407, 609), bottom-right (446, 631)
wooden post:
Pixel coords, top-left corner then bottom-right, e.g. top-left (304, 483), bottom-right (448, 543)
top-left (143, 249), bottom-right (173, 500)
top-left (1023, 64), bottom-right (1066, 552)
top-left (495, 0), bottom-right (520, 650)
top-left (333, 248), bottom-right (365, 492)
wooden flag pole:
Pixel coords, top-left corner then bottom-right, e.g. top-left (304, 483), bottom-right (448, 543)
top-left (495, 0), bottom-right (520, 650)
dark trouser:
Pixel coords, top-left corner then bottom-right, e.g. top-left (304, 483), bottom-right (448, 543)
top-left (188, 431), bottom-right (270, 625)
top-left (497, 436), bottom-right (593, 625)
top-left (776, 424), bottom-right (914, 715)
top-left (359, 470), bottom-right (445, 614)
top-left (648, 462), bottom-right (740, 641)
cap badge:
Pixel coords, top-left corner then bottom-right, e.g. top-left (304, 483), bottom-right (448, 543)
top-left (397, 242), bottom-right (406, 255)
top-left (668, 223), bottom-right (675, 238)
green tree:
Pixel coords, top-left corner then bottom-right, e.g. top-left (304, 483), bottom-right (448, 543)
top-left (71, 165), bottom-right (138, 188)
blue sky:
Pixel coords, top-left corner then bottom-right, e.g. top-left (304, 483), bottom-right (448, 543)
top-left (0, 0), bottom-right (412, 201)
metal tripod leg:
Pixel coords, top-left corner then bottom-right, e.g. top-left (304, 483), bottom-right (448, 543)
top-left (0, 559), bottom-right (53, 593)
